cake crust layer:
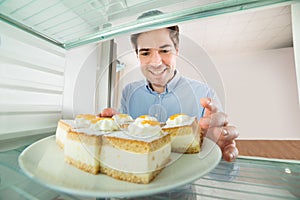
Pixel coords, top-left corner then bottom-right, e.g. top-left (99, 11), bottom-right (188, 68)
top-left (104, 133), bottom-right (171, 153)
top-left (67, 131), bottom-right (101, 146)
top-left (65, 155), bottom-right (100, 174)
top-left (100, 163), bottom-right (162, 184)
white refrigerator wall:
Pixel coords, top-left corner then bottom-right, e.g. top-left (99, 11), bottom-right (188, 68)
top-left (0, 19), bottom-right (100, 141)
top-left (0, 20), bottom-right (66, 140)
top-left (292, 3), bottom-right (300, 107)
top-left (63, 44), bottom-right (98, 119)
top-left (212, 48), bottom-right (300, 139)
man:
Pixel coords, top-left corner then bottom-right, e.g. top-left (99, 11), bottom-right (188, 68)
top-left (101, 10), bottom-right (239, 162)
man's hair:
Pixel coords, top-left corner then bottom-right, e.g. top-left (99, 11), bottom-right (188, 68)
top-left (130, 10), bottom-right (179, 54)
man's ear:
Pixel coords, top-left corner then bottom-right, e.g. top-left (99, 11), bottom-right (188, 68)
top-left (176, 48), bottom-right (179, 56)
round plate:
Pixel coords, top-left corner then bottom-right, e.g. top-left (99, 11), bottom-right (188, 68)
top-left (19, 135), bottom-right (221, 198)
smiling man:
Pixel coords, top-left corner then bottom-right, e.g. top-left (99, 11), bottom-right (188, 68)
top-left (101, 10), bottom-right (239, 163)
top-left (135, 29), bottom-right (177, 93)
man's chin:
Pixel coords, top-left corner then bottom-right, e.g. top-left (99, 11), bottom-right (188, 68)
top-left (150, 81), bottom-right (167, 88)
top-left (148, 71), bottom-right (174, 87)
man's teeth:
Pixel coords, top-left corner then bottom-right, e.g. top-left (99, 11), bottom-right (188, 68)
top-left (151, 69), bottom-right (165, 74)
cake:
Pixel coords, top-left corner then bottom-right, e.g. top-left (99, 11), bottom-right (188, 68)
top-left (90, 117), bottom-right (119, 131)
top-left (127, 116), bottom-right (161, 137)
top-left (63, 117), bottom-right (118, 175)
top-left (55, 113), bottom-right (199, 184)
top-left (112, 113), bottom-right (133, 129)
top-left (162, 114), bottom-right (201, 153)
top-left (64, 129), bottom-right (102, 174)
top-left (99, 116), bottom-right (171, 184)
top-left (134, 115), bottom-right (158, 122)
top-left (55, 119), bottom-right (76, 149)
top-left (74, 114), bottom-right (97, 128)
top-left (55, 114), bottom-right (97, 149)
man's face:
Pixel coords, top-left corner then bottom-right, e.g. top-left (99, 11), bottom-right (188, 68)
top-left (136, 28), bottom-right (178, 89)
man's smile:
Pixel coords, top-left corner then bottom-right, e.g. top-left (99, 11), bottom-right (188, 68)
top-left (147, 66), bottom-right (168, 76)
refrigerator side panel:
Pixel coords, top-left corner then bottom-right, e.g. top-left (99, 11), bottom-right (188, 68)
top-left (0, 20), bottom-right (66, 142)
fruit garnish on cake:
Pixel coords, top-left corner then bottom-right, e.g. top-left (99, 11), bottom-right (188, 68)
top-left (75, 114), bottom-right (97, 128)
top-left (112, 114), bottom-right (133, 129)
top-left (89, 117), bottom-right (119, 131)
top-left (135, 115), bottom-right (158, 122)
top-left (165, 114), bottom-right (196, 127)
top-left (127, 115), bottom-right (162, 138)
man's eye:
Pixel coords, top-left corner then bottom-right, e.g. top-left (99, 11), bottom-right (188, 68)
top-left (140, 52), bottom-right (150, 56)
top-left (160, 49), bottom-right (171, 54)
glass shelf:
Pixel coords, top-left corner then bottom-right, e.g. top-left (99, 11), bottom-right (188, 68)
top-left (1, 144), bottom-right (299, 199)
top-left (0, 0), bottom-right (296, 49)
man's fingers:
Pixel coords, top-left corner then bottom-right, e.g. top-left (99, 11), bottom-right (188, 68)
top-left (99, 108), bottom-right (119, 117)
top-left (206, 126), bottom-right (239, 142)
top-left (220, 126), bottom-right (239, 141)
top-left (203, 126), bottom-right (239, 162)
top-left (200, 98), bottom-right (219, 116)
top-left (203, 126), bottom-right (239, 147)
top-left (199, 112), bottom-right (228, 129)
top-left (222, 142), bottom-right (239, 162)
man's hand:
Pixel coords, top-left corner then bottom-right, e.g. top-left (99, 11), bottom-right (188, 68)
top-left (98, 108), bottom-right (119, 118)
top-left (199, 98), bottom-right (239, 162)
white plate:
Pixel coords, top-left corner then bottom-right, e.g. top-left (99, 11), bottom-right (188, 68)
top-left (19, 135), bottom-right (221, 198)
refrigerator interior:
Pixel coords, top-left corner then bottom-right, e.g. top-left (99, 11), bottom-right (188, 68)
top-left (0, 1), bottom-right (300, 199)
top-left (0, 0), bottom-right (300, 149)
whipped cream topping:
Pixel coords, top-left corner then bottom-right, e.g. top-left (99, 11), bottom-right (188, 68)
top-left (112, 114), bottom-right (133, 125)
top-left (89, 118), bottom-right (119, 131)
top-left (135, 115), bottom-right (158, 122)
top-left (128, 116), bottom-right (161, 138)
top-left (165, 114), bottom-right (195, 127)
top-left (60, 120), bottom-right (77, 128)
top-left (75, 114), bottom-right (97, 128)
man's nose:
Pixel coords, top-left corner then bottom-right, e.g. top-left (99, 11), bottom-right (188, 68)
top-left (149, 50), bottom-right (162, 66)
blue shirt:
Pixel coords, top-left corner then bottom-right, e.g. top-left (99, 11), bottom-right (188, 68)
top-left (120, 71), bottom-right (220, 122)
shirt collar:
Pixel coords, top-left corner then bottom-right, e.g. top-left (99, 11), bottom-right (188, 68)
top-left (145, 70), bottom-right (181, 94)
